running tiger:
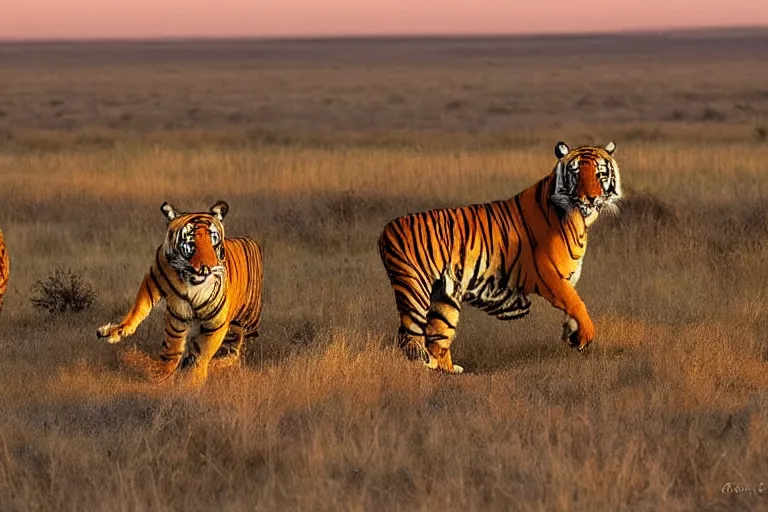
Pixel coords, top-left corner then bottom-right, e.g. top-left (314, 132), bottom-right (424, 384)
top-left (378, 141), bottom-right (621, 373)
top-left (97, 201), bottom-right (263, 385)
top-left (0, 229), bottom-right (8, 314)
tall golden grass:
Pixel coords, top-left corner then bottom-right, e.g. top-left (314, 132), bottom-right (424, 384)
top-left (1, 139), bottom-right (767, 510)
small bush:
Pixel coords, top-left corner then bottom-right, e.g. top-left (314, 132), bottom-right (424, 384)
top-left (668, 109), bottom-right (686, 121)
top-left (486, 104), bottom-right (512, 115)
top-left (700, 107), bottom-right (726, 122)
top-left (623, 127), bottom-right (665, 142)
top-left (444, 99), bottom-right (463, 110)
top-left (755, 127), bottom-right (767, 142)
top-left (290, 319), bottom-right (321, 345)
top-left (30, 268), bottom-right (95, 314)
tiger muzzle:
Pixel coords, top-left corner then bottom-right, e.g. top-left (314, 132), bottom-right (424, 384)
top-left (185, 264), bottom-right (224, 284)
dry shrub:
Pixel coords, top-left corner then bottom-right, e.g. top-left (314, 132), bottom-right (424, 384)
top-left (30, 268), bottom-right (95, 314)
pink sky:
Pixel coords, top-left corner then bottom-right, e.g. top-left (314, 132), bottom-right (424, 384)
top-left (2, 0), bottom-right (767, 40)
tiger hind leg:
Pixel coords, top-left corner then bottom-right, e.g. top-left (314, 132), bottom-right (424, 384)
top-left (398, 325), bottom-right (430, 364)
top-left (424, 276), bottom-right (464, 374)
top-left (143, 309), bottom-right (190, 381)
top-left (388, 271), bottom-right (433, 367)
top-left (386, 266), bottom-right (458, 371)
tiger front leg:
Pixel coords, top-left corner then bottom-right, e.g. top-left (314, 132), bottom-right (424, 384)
top-left (97, 274), bottom-right (162, 344)
top-left (181, 322), bottom-right (229, 387)
top-left (536, 261), bottom-right (595, 351)
top-left (141, 309), bottom-right (191, 380)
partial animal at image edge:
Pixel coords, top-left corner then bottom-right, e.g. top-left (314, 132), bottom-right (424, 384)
top-left (0, 229), bottom-right (8, 314)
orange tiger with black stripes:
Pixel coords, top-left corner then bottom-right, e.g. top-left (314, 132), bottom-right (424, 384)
top-left (378, 141), bottom-right (621, 373)
top-left (97, 201), bottom-right (263, 385)
top-left (0, 229), bottom-right (8, 314)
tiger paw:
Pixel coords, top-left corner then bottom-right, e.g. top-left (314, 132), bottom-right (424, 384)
top-left (209, 352), bottom-right (242, 371)
top-left (423, 359), bottom-right (464, 374)
top-left (576, 332), bottom-right (594, 351)
top-left (577, 319), bottom-right (595, 351)
top-left (426, 352), bottom-right (464, 374)
top-left (145, 359), bottom-right (180, 383)
top-left (562, 317), bottom-right (594, 351)
top-left (562, 317), bottom-right (579, 348)
top-left (180, 368), bottom-right (209, 389)
top-left (97, 323), bottom-right (124, 344)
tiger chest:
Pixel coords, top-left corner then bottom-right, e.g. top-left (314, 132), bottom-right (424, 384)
top-left (165, 298), bottom-right (195, 325)
top-left (166, 277), bottom-right (225, 323)
top-left (567, 259), bottom-right (584, 286)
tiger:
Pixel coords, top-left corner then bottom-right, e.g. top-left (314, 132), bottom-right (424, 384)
top-left (97, 201), bottom-right (263, 386)
top-left (0, 229), bottom-right (8, 314)
top-left (378, 141), bottom-right (621, 373)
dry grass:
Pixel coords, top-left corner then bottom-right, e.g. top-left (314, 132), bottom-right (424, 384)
top-left (1, 32), bottom-right (768, 511)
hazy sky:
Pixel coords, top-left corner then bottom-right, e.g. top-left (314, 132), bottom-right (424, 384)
top-left (3, 0), bottom-right (767, 40)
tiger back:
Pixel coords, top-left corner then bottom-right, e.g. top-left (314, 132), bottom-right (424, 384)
top-left (217, 236), bottom-right (263, 337)
top-left (97, 201), bottom-right (263, 386)
top-left (378, 141), bottom-right (621, 373)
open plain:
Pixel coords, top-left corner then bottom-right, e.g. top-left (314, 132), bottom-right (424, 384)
top-left (1, 30), bottom-right (768, 510)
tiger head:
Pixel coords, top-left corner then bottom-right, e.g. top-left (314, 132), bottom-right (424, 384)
top-left (550, 141), bottom-right (622, 224)
top-left (160, 201), bottom-right (229, 285)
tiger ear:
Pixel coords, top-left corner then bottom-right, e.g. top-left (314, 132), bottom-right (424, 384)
top-left (160, 202), bottom-right (177, 223)
top-left (210, 200), bottom-right (229, 221)
top-left (604, 141), bottom-right (616, 155)
top-left (554, 141), bottom-right (570, 159)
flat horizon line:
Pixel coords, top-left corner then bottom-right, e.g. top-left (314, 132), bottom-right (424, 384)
top-left (1, 23), bottom-right (767, 45)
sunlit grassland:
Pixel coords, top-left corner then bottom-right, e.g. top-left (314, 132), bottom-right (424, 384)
top-left (1, 32), bottom-right (768, 511)
top-left (1, 137), bottom-right (767, 510)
